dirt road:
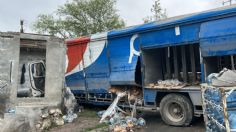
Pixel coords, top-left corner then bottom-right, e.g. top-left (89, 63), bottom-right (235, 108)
top-left (50, 108), bottom-right (205, 132)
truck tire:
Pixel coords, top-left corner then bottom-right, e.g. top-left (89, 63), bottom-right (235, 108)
top-left (160, 94), bottom-right (193, 126)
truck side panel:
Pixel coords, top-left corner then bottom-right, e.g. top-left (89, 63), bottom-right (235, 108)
top-left (85, 33), bottom-right (110, 93)
top-left (108, 34), bottom-right (140, 85)
top-left (200, 16), bottom-right (236, 57)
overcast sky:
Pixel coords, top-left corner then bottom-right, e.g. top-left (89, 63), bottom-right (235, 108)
top-left (0, 0), bottom-right (230, 33)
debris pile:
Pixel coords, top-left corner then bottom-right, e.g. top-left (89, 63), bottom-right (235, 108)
top-left (63, 87), bottom-right (78, 123)
top-left (207, 68), bottom-right (236, 87)
top-left (108, 86), bottom-right (143, 104)
top-left (35, 108), bottom-right (64, 130)
top-left (36, 87), bottom-right (78, 130)
top-left (148, 79), bottom-right (186, 89)
top-left (99, 92), bottom-right (146, 132)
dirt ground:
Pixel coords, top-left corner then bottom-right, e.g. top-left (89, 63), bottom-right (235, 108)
top-left (50, 108), bottom-right (109, 132)
top-left (49, 107), bottom-right (205, 132)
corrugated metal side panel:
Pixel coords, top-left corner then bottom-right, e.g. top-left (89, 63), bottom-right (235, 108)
top-left (65, 38), bottom-right (89, 91)
top-left (85, 45), bottom-right (110, 91)
top-left (84, 33), bottom-right (110, 92)
top-left (108, 34), bottom-right (140, 85)
top-left (200, 16), bottom-right (236, 57)
top-left (140, 24), bottom-right (200, 49)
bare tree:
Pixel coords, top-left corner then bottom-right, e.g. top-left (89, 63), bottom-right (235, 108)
top-left (143, 0), bottom-right (167, 23)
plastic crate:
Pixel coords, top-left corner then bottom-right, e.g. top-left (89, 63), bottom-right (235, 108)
top-left (201, 84), bottom-right (236, 132)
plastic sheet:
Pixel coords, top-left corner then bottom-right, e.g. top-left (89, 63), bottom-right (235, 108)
top-left (63, 87), bottom-right (78, 123)
top-left (100, 92), bottom-right (127, 123)
top-left (207, 68), bottom-right (236, 87)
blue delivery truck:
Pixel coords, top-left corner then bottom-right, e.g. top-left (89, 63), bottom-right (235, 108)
top-left (65, 5), bottom-right (236, 126)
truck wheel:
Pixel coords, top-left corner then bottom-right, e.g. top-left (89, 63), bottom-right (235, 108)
top-left (160, 94), bottom-right (193, 126)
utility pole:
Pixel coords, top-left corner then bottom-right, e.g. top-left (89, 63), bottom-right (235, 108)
top-left (223, 0), bottom-right (235, 6)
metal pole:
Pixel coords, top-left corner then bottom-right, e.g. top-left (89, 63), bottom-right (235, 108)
top-left (231, 55), bottom-right (235, 70)
top-left (20, 20), bottom-right (24, 33)
top-left (223, 0), bottom-right (234, 6)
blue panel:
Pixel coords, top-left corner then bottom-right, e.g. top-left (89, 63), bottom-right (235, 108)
top-left (140, 24), bottom-right (200, 48)
top-left (201, 35), bottom-right (236, 57)
top-left (144, 89), bottom-right (157, 103)
top-left (65, 71), bottom-right (85, 90)
top-left (66, 45), bottom-right (110, 92)
top-left (87, 88), bottom-right (108, 93)
top-left (85, 46), bottom-right (110, 78)
top-left (86, 77), bottom-right (110, 91)
top-left (107, 34), bottom-right (140, 85)
top-left (200, 16), bottom-right (236, 57)
top-left (200, 16), bottom-right (236, 38)
top-left (71, 90), bottom-right (86, 94)
top-left (85, 46), bottom-right (110, 91)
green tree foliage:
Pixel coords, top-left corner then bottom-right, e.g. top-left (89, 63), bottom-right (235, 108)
top-left (33, 0), bottom-right (125, 38)
top-left (143, 0), bottom-right (167, 23)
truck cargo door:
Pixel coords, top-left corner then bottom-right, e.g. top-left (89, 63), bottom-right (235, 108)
top-left (29, 61), bottom-right (45, 97)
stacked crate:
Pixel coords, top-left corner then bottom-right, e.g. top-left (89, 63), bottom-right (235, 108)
top-left (201, 84), bottom-right (236, 132)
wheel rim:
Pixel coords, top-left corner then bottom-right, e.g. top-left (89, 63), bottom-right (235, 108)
top-left (166, 102), bottom-right (184, 122)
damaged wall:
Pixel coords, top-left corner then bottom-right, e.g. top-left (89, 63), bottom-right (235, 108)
top-left (0, 32), bottom-right (20, 117)
top-left (13, 33), bottom-right (66, 108)
top-left (0, 32), bottom-right (66, 131)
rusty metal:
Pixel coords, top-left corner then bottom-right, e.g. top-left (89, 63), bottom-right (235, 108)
top-left (200, 85), bottom-right (209, 129)
top-left (220, 88), bottom-right (230, 132)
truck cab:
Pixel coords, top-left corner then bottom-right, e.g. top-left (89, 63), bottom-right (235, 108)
top-left (18, 61), bottom-right (46, 97)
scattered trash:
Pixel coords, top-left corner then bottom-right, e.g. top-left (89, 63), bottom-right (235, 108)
top-left (63, 112), bottom-right (77, 123)
top-left (207, 68), bottom-right (236, 87)
top-left (136, 118), bottom-right (146, 127)
top-left (100, 92), bottom-right (127, 123)
top-left (6, 108), bottom-right (15, 114)
top-left (108, 86), bottom-right (143, 105)
top-left (148, 79), bottom-right (186, 89)
top-left (99, 91), bottom-right (146, 132)
top-left (63, 87), bottom-right (78, 123)
top-left (97, 110), bottom-right (106, 118)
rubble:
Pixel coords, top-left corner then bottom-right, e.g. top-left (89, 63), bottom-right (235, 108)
top-left (99, 91), bottom-right (146, 132)
top-left (148, 79), bottom-right (186, 89)
top-left (36, 108), bottom-right (64, 130)
top-left (34, 87), bottom-right (78, 131)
